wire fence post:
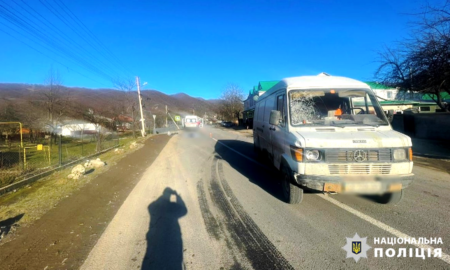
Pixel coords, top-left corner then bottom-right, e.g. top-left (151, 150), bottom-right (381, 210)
top-left (58, 134), bottom-right (62, 166)
top-left (81, 130), bottom-right (84, 157)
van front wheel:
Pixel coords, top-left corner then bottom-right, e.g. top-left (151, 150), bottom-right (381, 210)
top-left (281, 166), bottom-right (303, 204)
top-left (379, 190), bottom-right (404, 204)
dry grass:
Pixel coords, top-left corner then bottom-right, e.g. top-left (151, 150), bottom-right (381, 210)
top-left (0, 136), bottom-right (147, 243)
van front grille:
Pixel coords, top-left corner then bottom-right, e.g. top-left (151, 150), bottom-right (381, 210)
top-left (326, 149), bottom-right (392, 163)
top-left (328, 164), bottom-right (391, 175)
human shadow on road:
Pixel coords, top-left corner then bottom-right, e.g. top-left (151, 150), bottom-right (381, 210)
top-left (141, 188), bottom-right (187, 270)
top-left (214, 140), bottom-right (290, 202)
top-left (0, 213), bottom-right (24, 239)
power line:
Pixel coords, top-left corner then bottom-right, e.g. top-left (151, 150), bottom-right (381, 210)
top-left (4, 0), bottom-right (124, 80)
top-left (0, 4), bottom-right (116, 81)
top-left (40, 0), bottom-right (133, 79)
top-left (0, 25), bottom-right (110, 88)
top-left (36, 0), bottom-right (124, 78)
top-left (52, 0), bottom-right (134, 77)
top-left (0, 27), bottom-right (129, 106)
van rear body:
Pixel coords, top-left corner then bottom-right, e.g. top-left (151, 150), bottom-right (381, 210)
top-left (253, 73), bottom-right (414, 204)
top-left (184, 115), bottom-right (199, 128)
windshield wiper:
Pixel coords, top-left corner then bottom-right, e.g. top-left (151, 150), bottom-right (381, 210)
top-left (350, 123), bottom-right (390, 127)
top-left (328, 122), bottom-right (388, 128)
top-left (358, 123), bottom-right (380, 127)
top-left (329, 123), bottom-right (346, 128)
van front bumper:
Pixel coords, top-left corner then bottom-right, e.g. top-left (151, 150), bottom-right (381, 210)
top-left (295, 174), bottom-right (414, 194)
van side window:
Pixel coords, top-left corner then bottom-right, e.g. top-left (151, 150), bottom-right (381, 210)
top-left (277, 94), bottom-right (286, 127)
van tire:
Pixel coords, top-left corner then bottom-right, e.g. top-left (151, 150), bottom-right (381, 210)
top-left (281, 165), bottom-right (303, 204)
top-left (379, 190), bottom-right (403, 204)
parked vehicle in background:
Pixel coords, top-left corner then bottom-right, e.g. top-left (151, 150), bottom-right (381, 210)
top-left (221, 121), bottom-right (233, 127)
top-left (183, 115), bottom-right (199, 129)
top-left (253, 73), bottom-right (414, 205)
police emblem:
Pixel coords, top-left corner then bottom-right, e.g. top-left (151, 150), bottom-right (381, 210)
top-left (352, 241), bottom-right (361, 254)
top-left (342, 233), bottom-right (371, 262)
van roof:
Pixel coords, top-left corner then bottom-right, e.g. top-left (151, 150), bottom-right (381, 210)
top-left (270, 73), bottom-right (370, 91)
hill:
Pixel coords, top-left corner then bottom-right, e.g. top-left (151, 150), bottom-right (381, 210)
top-left (0, 83), bottom-right (220, 129)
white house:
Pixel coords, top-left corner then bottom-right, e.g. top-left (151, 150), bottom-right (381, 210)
top-left (243, 80), bottom-right (280, 126)
top-left (61, 122), bottom-right (98, 136)
top-left (365, 82), bottom-right (399, 100)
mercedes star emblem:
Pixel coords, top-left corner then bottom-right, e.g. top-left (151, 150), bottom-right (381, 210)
top-left (353, 150), bottom-right (367, 162)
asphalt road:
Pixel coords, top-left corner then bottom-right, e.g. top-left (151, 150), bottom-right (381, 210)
top-left (81, 126), bottom-right (450, 270)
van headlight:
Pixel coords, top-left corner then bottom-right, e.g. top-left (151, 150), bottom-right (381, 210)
top-left (393, 149), bottom-right (407, 161)
top-left (305, 150), bottom-right (321, 161)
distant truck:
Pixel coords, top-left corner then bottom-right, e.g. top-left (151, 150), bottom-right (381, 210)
top-left (253, 73), bottom-right (414, 205)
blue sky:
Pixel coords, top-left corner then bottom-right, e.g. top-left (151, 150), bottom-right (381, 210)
top-left (0, 0), bottom-right (432, 99)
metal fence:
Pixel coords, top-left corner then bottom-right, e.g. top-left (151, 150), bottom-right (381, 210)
top-left (0, 132), bottom-right (129, 188)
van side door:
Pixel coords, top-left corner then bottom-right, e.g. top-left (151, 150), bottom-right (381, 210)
top-left (262, 95), bottom-right (276, 158)
top-left (254, 100), bottom-right (266, 150)
top-left (269, 92), bottom-right (287, 169)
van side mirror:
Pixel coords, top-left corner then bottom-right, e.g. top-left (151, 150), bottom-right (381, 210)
top-left (269, 110), bottom-right (281, 125)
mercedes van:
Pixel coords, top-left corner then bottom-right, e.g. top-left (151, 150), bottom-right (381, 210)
top-left (253, 73), bottom-right (414, 204)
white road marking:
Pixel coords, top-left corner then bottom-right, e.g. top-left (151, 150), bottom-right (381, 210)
top-left (212, 136), bottom-right (450, 265)
top-left (319, 194), bottom-right (450, 264)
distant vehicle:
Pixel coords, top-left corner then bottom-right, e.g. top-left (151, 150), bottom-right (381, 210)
top-left (221, 121), bottom-right (233, 127)
top-left (254, 73), bottom-right (414, 205)
top-left (183, 115), bottom-right (199, 129)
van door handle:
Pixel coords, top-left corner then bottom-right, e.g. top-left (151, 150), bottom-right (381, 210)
top-left (269, 127), bottom-right (275, 131)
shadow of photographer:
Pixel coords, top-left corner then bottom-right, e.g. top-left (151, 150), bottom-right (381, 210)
top-left (141, 187), bottom-right (187, 270)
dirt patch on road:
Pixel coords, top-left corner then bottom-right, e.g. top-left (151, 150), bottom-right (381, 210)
top-left (0, 134), bottom-right (171, 270)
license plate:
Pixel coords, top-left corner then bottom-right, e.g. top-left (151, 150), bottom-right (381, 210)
top-left (343, 182), bottom-right (382, 193)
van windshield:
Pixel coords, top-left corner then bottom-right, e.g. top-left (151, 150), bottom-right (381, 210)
top-left (288, 89), bottom-right (389, 127)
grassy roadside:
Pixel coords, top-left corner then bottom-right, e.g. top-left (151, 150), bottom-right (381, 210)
top-left (1, 133), bottom-right (133, 188)
top-left (0, 135), bottom-right (146, 243)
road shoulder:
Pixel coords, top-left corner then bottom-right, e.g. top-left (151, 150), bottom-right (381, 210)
top-left (0, 134), bottom-right (172, 270)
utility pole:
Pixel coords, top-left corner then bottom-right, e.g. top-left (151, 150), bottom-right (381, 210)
top-left (165, 105), bottom-right (168, 128)
top-left (136, 76), bottom-right (146, 137)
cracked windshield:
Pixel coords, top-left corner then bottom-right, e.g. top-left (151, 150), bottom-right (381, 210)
top-left (289, 89), bottom-right (389, 127)
top-left (0, 0), bottom-right (449, 270)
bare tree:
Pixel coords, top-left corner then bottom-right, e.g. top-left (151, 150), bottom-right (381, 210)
top-left (17, 100), bottom-right (47, 144)
top-left (112, 78), bottom-right (139, 138)
top-left (27, 68), bottom-right (73, 147)
top-left (375, 1), bottom-right (450, 111)
top-left (80, 108), bottom-right (112, 152)
top-left (218, 84), bottom-right (244, 122)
